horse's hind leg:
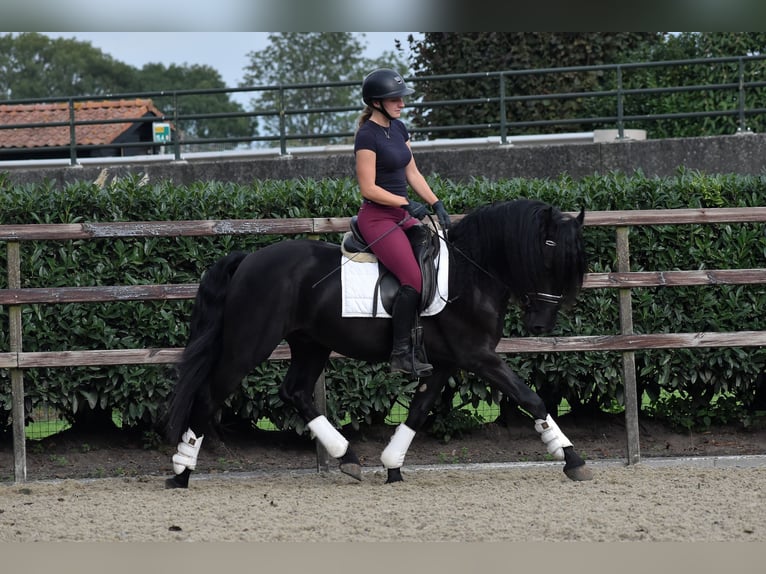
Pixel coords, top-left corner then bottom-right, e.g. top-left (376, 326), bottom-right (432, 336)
top-left (164, 379), bottom-right (222, 489)
top-left (164, 364), bottom-right (251, 489)
top-left (166, 333), bottom-right (284, 489)
top-left (280, 336), bottom-right (362, 481)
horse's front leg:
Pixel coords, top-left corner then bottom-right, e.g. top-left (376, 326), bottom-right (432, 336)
top-left (535, 413), bottom-right (592, 481)
top-left (285, 399), bottom-right (363, 481)
top-left (381, 369), bottom-right (453, 484)
top-left (304, 413), bottom-right (362, 480)
top-left (475, 356), bottom-right (593, 482)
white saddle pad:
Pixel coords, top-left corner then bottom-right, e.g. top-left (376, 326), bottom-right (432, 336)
top-left (341, 233), bottom-right (449, 318)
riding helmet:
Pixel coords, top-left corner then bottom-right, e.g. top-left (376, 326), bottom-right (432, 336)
top-left (362, 68), bottom-right (415, 105)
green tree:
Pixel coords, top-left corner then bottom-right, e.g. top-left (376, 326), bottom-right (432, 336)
top-left (0, 33), bottom-right (252, 152)
top-left (610, 32), bottom-right (766, 138)
top-left (406, 32), bottom-right (663, 139)
top-left (0, 32), bottom-right (138, 99)
top-left (240, 32), bottom-right (408, 147)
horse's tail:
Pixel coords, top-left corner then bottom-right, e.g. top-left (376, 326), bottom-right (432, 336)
top-left (161, 250), bottom-right (248, 444)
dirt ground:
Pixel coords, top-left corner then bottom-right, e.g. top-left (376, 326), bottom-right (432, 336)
top-left (1, 414), bottom-right (766, 544)
top-left (3, 463), bottom-right (766, 543)
top-left (2, 412), bottom-right (765, 483)
top-left (2, 413), bottom-right (766, 544)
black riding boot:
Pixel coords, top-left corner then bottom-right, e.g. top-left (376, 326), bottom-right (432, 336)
top-left (390, 285), bottom-right (433, 377)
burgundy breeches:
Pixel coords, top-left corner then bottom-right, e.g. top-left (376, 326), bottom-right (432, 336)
top-left (356, 201), bottom-right (422, 294)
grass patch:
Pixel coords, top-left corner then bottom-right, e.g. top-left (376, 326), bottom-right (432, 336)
top-left (25, 418), bottom-right (71, 440)
top-left (25, 408), bottom-right (124, 440)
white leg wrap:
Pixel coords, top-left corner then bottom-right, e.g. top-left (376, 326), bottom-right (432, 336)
top-left (172, 428), bottom-right (204, 474)
top-left (380, 423), bottom-right (416, 469)
top-left (307, 415), bottom-right (349, 459)
top-left (535, 415), bottom-right (573, 461)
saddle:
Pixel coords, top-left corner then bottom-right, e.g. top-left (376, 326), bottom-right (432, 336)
top-left (341, 216), bottom-right (441, 317)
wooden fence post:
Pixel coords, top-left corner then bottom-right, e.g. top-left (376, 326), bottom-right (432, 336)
top-left (307, 230), bottom-right (330, 472)
top-left (616, 227), bottom-right (641, 464)
top-left (313, 372), bottom-right (330, 472)
top-left (7, 241), bottom-right (27, 482)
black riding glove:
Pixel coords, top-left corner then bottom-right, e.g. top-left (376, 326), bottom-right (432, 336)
top-left (403, 200), bottom-right (429, 220)
top-left (432, 200), bottom-right (451, 231)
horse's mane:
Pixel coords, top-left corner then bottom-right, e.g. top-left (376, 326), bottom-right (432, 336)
top-left (447, 198), bottom-right (586, 307)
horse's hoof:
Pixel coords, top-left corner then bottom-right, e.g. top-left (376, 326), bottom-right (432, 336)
top-left (340, 461), bottom-right (362, 481)
top-left (562, 446), bottom-right (592, 481)
top-left (563, 464), bottom-right (593, 482)
top-left (385, 468), bottom-right (404, 484)
top-left (164, 468), bottom-right (191, 489)
top-left (339, 450), bottom-right (362, 481)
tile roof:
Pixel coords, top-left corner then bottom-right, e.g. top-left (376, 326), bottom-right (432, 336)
top-left (0, 99), bottom-right (168, 149)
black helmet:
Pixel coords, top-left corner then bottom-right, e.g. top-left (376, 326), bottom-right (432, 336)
top-left (362, 68), bottom-right (415, 105)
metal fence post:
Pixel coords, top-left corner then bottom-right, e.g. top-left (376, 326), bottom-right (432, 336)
top-left (616, 66), bottom-right (625, 140)
top-left (737, 58), bottom-right (749, 134)
top-left (499, 73), bottom-right (508, 145)
top-left (278, 87), bottom-right (287, 156)
top-left (172, 92), bottom-right (182, 161)
top-left (67, 99), bottom-right (77, 166)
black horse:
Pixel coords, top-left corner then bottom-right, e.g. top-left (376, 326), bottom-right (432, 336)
top-left (162, 198), bottom-right (591, 488)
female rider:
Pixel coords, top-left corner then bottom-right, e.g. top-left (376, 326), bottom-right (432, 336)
top-left (354, 68), bottom-right (451, 377)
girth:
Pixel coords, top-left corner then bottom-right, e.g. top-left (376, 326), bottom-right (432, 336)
top-left (341, 215), bottom-right (440, 316)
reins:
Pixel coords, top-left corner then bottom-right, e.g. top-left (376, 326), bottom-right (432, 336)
top-left (421, 216), bottom-right (503, 296)
top-left (312, 211), bottom-right (565, 311)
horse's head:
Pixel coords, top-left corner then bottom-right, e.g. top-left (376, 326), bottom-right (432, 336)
top-left (518, 203), bottom-right (586, 335)
top-left (447, 198), bottom-right (587, 335)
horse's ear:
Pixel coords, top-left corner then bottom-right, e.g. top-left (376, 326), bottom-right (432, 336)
top-left (576, 207), bottom-right (585, 225)
top-left (542, 206), bottom-right (558, 239)
top-left (542, 205), bottom-right (554, 227)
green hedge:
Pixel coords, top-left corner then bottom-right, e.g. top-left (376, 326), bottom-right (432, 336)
top-left (1, 168), bottom-right (766, 439)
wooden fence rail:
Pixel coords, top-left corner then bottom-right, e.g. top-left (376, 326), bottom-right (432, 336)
top-left (3, 208), bottom-right (766, 482)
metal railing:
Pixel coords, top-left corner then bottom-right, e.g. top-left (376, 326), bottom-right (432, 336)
top-left (1, 55), bottom-right (766, 165)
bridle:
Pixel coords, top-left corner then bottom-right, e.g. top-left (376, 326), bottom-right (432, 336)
top-left (522, 238), bottom-right (564, 308)
top-left (521, 291), bottom-right (564, 310)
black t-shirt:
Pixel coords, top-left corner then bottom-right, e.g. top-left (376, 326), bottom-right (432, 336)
top-left (354, 119), bottom-right (412, 199)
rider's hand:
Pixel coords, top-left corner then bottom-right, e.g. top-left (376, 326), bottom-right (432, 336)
top-left (403, 200), bottom-right (429, 220)
top-left (432, 200), bottom-right (451, 231)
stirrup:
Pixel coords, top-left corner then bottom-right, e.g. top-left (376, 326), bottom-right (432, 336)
top-left (390, 351), bottom-right (432, 377)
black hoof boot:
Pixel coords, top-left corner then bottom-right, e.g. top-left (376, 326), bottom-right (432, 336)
top-left (339, 450), bottom-right (362, 481)
top-left (385, 468), bottom-right (404, 484)
top-left (562, 446), bottom-right (593, 481)
top-left (165, 468), bottom-right (192, 489)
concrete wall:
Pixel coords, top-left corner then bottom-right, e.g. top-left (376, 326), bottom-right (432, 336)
top-left (2, 132), bottom-right (765, 187)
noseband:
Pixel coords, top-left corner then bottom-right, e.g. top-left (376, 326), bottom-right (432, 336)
top-left (522, 291), bottom-right (563, 308)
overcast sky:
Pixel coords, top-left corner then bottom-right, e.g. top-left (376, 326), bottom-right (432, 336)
top-left (41, 32), bottom-right (419, 89)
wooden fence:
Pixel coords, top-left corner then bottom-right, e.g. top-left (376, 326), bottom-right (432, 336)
top-left (3, 207), bottom-right (766, 483)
